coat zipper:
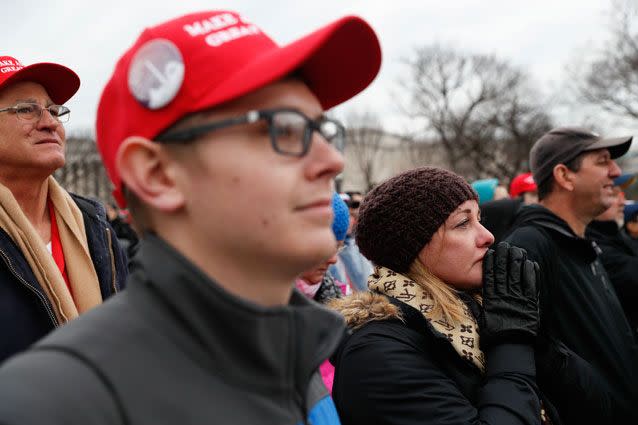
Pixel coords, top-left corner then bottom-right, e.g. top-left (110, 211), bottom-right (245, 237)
top-left (0, 246), bottom-right (58, 327)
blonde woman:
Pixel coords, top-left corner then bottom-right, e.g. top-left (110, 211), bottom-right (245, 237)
top-left (330, 167), bottom-right (555, 425)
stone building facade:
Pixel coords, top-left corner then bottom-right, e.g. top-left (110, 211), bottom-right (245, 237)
top-left (55, 135), bottom-right (113, 205)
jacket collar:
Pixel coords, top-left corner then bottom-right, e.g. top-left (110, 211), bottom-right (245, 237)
top-left (588, 219), bottom-right (620, 237)
top-left (516, 204), bottom-right (599, 260)
top-left (131, 233), bottom-right (346, 393)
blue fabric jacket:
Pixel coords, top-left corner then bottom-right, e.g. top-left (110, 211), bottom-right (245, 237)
top-left (332, 235), bottom-right (372, 291)
top-left (0, 234), bottom-right (342, 425)
top-left (0, 194), bottom-right (127, 363)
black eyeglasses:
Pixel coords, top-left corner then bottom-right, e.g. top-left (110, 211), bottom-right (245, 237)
top-left (155, 108), bottom-right (346, 157)
top-left (0, 102), bottom-right (71, 123)
top-left (348, 200), bottom-right (361, 209)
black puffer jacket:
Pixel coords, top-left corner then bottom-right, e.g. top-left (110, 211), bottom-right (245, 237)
top-left (506, 205), bottom-right (638, 425)
top-left (586, 220), bottom-right (638, 336)
top-left (330, 292), bottom-right (556, 425)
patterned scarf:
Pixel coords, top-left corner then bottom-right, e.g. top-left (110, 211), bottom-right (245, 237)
top-left (368, 265), bottom-right (485, 372)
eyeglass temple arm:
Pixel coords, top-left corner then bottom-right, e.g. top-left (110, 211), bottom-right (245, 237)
top-left (155, 111), bottom-right (262, 142)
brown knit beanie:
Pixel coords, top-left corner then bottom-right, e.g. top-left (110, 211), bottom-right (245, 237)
top-left (356, 167), bottom-right (477, 273)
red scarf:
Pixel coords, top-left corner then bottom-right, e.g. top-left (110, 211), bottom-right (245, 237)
top-left (48, 201), bottom-right (72, 296)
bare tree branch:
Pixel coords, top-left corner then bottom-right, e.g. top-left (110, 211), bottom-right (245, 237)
top-left (398, 44), bottom-right (553, 180)
top-left (575, 1), bottom-right (638, 122)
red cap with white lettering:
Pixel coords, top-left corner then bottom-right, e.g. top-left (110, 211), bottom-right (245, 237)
top-left (96, 10), bottom-right (382, 206)
top-left (0, 56), bottom-right (80, 104)
top-left (509, 172), bottom-right (537, 198)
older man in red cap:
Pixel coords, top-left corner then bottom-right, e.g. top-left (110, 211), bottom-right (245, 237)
top-left (0, 10), bottom-right (381, 425)
top-left (0, 56), bottom-right (127, 363)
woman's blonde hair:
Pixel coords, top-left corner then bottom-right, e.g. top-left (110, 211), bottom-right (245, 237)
top-left (405, 259), bottom-right (471, 324)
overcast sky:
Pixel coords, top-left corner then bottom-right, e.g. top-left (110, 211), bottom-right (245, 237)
top-left (3, 0), bottom-right (627, 137)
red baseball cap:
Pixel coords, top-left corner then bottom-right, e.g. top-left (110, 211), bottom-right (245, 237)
top-left (509, 172), bottom-right (537, 198)
top-left (96, 10), bottom-right (382, 206)
top-left (0, 56), bottom-right (80, 104)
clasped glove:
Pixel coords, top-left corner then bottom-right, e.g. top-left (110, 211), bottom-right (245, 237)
top-left (480, 242), bottom-right (540, 347)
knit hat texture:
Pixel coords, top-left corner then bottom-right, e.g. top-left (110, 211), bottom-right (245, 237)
top-left (356, 167), bottom-right (477, 273)
top-left (331, 191), bottom-right (350, 242)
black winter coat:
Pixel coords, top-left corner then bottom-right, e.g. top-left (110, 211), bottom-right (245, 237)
top-left (0, 194), bottom-right (128, 363)
top-left (330, 292), bottom-right (555, 425)
top-left (586, 220), bottom-right (638, 335)
top-left (506, 205), bottom-right (638, 425)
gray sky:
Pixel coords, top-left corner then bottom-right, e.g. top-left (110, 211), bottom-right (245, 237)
top-left (3, 0), bottom-right (625, 136)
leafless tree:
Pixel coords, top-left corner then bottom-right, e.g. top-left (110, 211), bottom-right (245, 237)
top-left (343, 111), bottom-right (386, 192)
top-left (573, 1), bottom-right (638, 123)
top-left (398, 44), bottom-right (553, 181)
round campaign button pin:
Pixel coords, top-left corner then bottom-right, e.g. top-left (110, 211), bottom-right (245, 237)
top-left (128, 39), bottom-right (185, 110)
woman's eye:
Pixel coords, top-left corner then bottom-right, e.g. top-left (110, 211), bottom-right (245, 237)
top-left (455, 219), bottom-right (469, 229)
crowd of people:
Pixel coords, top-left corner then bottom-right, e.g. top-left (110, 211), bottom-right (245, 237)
top-left (0, 8), bottom-right (636, 425)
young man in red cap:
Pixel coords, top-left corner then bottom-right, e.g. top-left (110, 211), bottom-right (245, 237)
top-left (0, 56), bottom-right (127, 363)
top-left (0, 10), bottom-right (381, 425)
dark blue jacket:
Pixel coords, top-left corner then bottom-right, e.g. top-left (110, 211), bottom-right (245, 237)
top-left (0, 194), bottom-right (127, 363)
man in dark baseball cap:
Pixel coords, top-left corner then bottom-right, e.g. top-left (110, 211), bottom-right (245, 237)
top-left (505, 126), bottom-right (638, 425)
top-left (530, 127), bottom-right (632, 190)
top-left (0, 10), bottom-right (381, 424)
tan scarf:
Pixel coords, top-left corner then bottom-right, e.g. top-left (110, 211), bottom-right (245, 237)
top-left (368, 265), bottom-right (485, 372)
top-left (0, 177), bottom-right (103, 324)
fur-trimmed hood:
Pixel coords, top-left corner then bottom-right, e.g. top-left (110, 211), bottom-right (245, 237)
top-left (329, 291), bottom-right (403, 330)
top-left (330, 265), bottom-right (486, 372)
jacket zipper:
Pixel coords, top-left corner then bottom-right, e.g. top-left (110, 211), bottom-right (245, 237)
top-left (289, 311), bottom-right (311, 425)
top-left (0, 247), bottom-right (58, 327)
top-left (591, 261), bottom-right (612, 293)
top-left (105, 227), bottom-right (119, 294)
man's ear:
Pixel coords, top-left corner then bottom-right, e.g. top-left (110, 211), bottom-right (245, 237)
top-left (552, 164), bottom-right (576, 192)
top-left (116, 137), bottom-right (185, 213)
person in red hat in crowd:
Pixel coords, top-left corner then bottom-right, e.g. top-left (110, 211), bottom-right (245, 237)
top-left (510, 172), bottom-right (538, 205)
top-left (0, 56), bottom-right (128, 363)
top-left (586, 174), bottom-right (638, 338)
top-left (480, 172), bottom-right (539, 245)
top-left (0, 10), bottom-right (381, 425)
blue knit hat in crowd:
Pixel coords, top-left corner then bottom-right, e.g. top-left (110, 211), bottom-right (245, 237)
top-left (471, 178), bottom-right (498, 204)
top-left (332, 192), bottom-right (350, 242)
top-left (624, 203), bottom-right (638, 224)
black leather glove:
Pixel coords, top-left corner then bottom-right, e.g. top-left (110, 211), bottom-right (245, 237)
top-left (480, 241), bottom-right (539, 347)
